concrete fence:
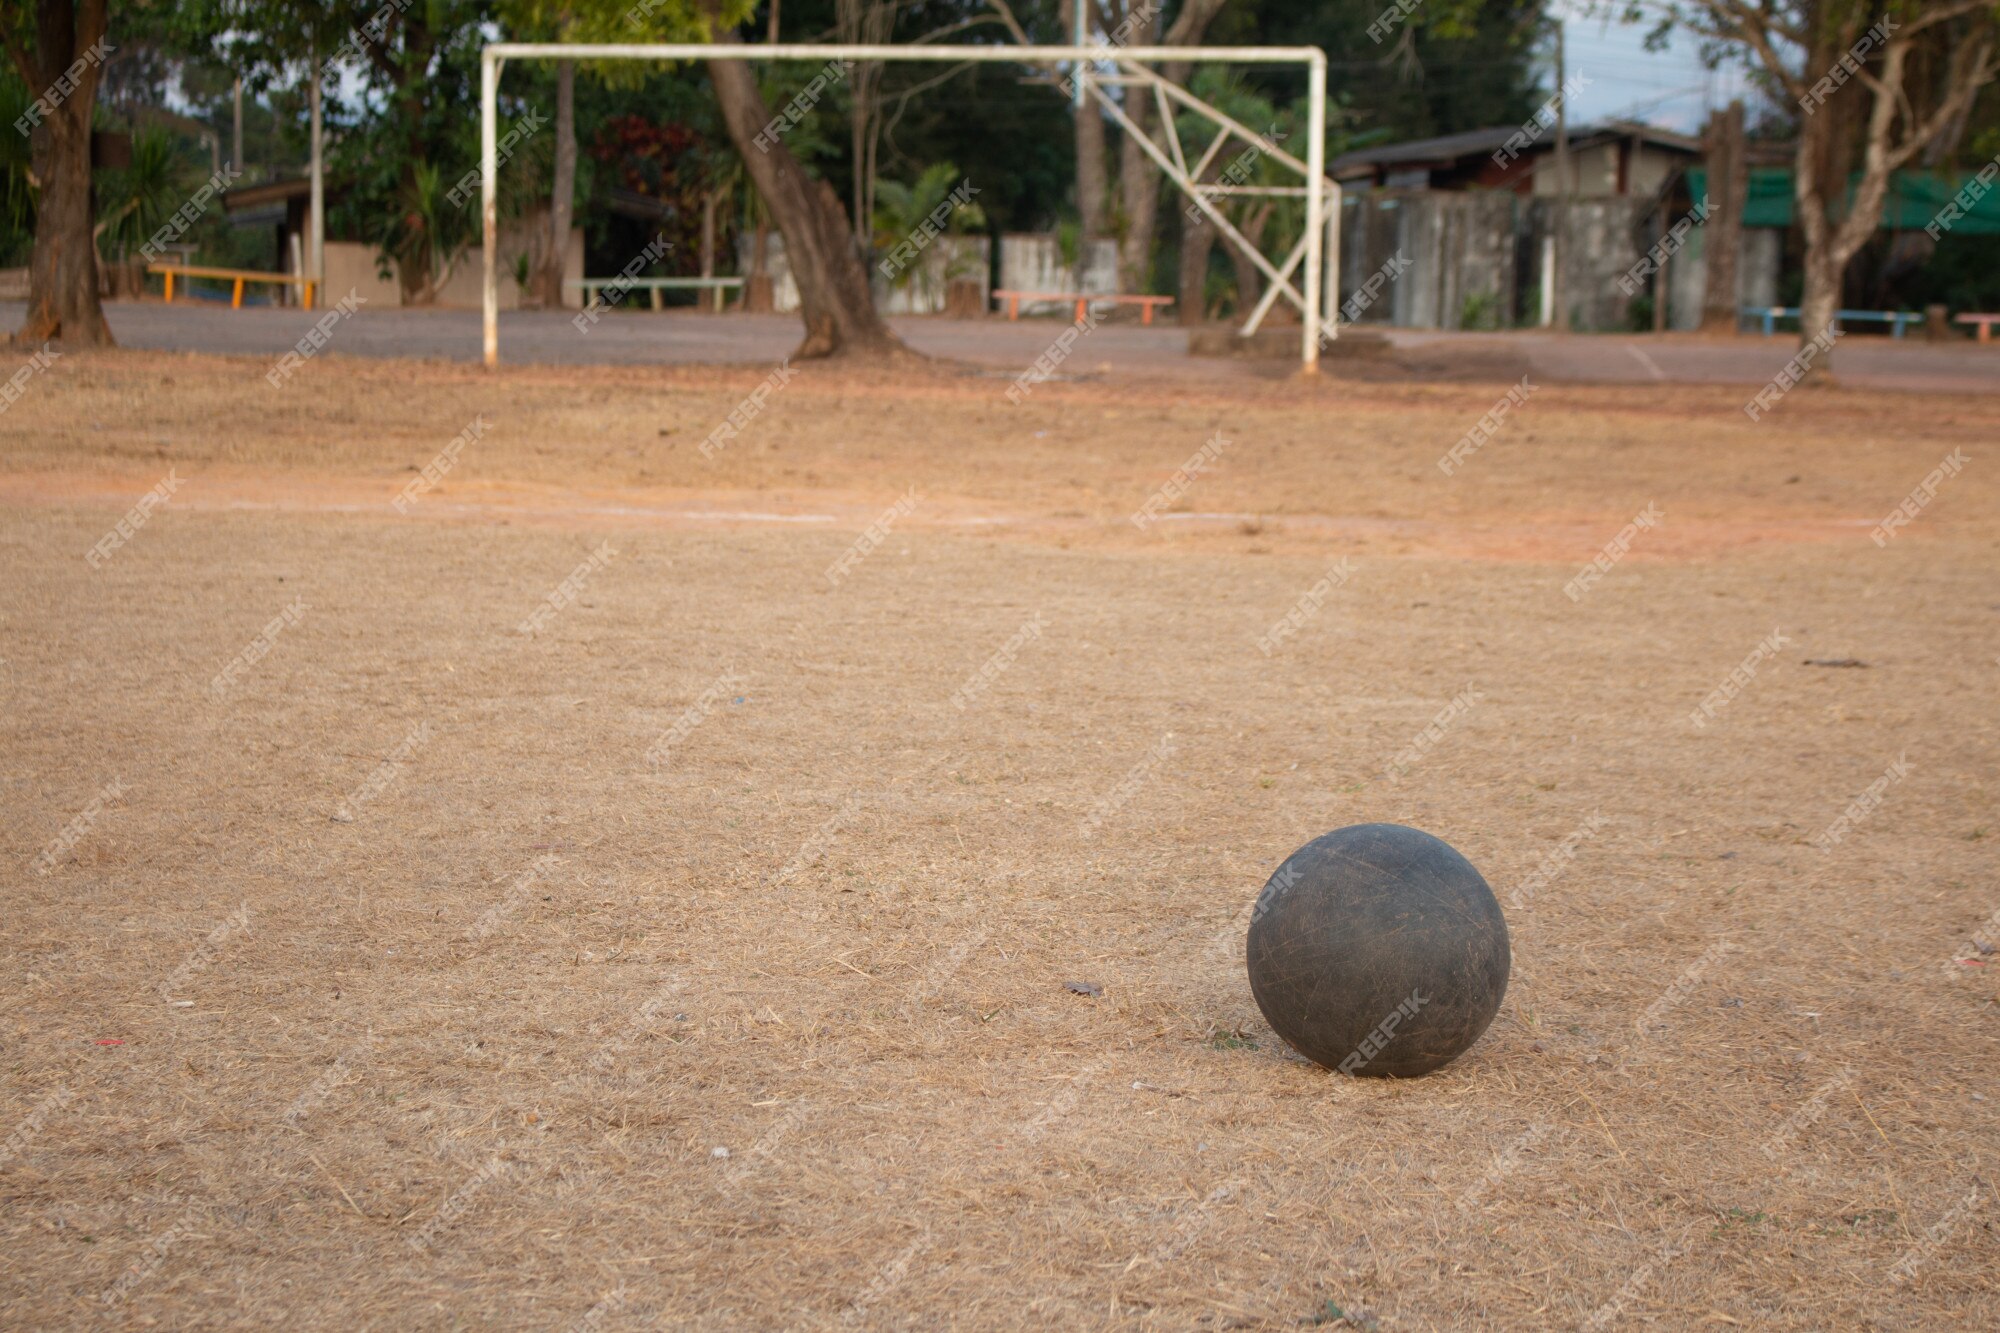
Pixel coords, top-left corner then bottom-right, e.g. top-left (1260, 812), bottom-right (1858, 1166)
top-left (1335, 187), bottom-right (1781, 332)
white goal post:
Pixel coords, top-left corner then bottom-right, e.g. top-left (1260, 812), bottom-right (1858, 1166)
top-left (480, 41), bottom-right (1338, 370)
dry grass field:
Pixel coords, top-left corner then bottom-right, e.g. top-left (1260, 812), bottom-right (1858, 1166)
top-left (3, 346), bottom-right (1997, 1329)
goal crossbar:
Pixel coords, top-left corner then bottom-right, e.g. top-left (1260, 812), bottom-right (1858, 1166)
top-left (480, 41), bottom-right (1333, 369)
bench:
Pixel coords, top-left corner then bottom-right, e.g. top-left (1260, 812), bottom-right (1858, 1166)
top-left (1954, 312), bottom-right (2000, 344)
top-left (993, 289), bottom-right (1175, 325)
top-left (149, 263), bottom-right (315, 309)
top-left (565, 275), bottom-right (744, 313)
top-left (1742, 305), bottom-right (1923, 338)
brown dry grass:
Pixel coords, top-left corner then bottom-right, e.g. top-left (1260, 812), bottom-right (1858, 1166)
top-left (3, 348), bottom-right (1998, 1330)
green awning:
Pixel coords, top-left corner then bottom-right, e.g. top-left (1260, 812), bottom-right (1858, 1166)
top-left (1686, 165), bottom-right (2000, 233)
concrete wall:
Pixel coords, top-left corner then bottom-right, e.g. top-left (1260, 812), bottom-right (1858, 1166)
top-left (1339, 191), bottom-right (1516, 329)
top-left (1529, 140), bottom-right (1622, 198)
top-left (1667, 225), bottom-right (1782, 331)
top-left (1627, 144), bottom-right (1680, 199)
top-left (996, 234), bottom-right (1118, 313)
top-left (1337, 188), bottom-right (1666, 332)
top-left (315, 241), bottom-right (403, 310)
top-left (294, 222), bottom-right (581, 310)
top-left (1535, 197), bottom-right (1652, 331)
top-left (874, 235), bottom-right (990, 315)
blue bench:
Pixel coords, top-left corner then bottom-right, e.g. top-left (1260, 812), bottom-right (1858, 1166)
top-left (1742, 305), bottom-right (1923, 338)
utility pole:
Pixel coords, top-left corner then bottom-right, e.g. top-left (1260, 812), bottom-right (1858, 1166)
top-left (1552, 19), bottom-right (1571, 332)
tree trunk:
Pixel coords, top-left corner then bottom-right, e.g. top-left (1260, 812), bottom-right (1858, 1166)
top-left (1798, 250), bottom-right (1842, 362)
top-left (1227, 204), bottom-right (1272, 319)
top-left (1717, 3), bottom-right (1998, 377)
top-left (1108, 0), bottom-right (1227, 295)
top-left (704, 38), bottom-right (903, 358)
top-left (11, 0), bottom-right (113, 347)
top-left (532, 59), bottom-right (577, 310)
top-left (699, 188), bottom-right (717, 310)
top-left (1178, 204), bottom-right (1215, 327)
top-left (1698, 101), bottom-right (1744, 334)
top-left (1115, 103), bottom-right (1163, 293)
top-left (1063, 0), bottom-right (1109, 239)
top-left (1111, 7), bottom-right (1166, 293)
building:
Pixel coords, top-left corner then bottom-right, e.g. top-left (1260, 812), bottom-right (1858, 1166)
top-left (1329, 121), bottom-right (1705, 331)
top-left (221, 177), bottom-right (581, 310)
top-left (1331, 121), bottom-right (1702, 198)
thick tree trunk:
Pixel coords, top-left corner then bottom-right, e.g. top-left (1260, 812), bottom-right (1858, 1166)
top-left (1226, 204), bottom-right (1271, 318)
top-left (1178, 206), bottom-right (1215, 327)
top-left (1062, 0), bottom-right (1109, 239)
top-left (532, 59), bottom-right (577, 310)
top-left (1076, 92), bottom-right (1110, 239)
top-left (1699, 101), bottom-right (1745, 333)
top-left (1798, 252), bottom-right (1842, 361)
top-left (1115, 100), bottom-right (1164, 293)
top-left (11, 0), bottom-right (113, 347)
top-left (704, 39), bottom-right (903, 358)
top-left (1108, 0), bottom-right (1226, 295)
top-left (1111, 8), bottom-right (1166, 293)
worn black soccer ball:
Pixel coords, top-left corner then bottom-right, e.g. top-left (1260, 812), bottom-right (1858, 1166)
top-left (1245, 823), bottom-right (1510, 1078)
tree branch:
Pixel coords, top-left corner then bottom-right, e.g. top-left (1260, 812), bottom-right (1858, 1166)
top-left (980, 0), bottom-right (1032, 46)
top-left (1708, 1), bottom-right (1805, 101)
top-left (1882, 36), bottom-right (1997, 173)
top-left (1901, 0), bottom-right (1995, 39)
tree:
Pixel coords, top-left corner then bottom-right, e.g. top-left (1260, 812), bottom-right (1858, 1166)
top-left (498, 0), bottom-right (583, 308)
top-left (535, 55), bottom-right (577, 308)
top-left (195, 0), bottom-right (500, 305)
top-left (5, 0), bottom-right (114, 346)
top-left (550, 0), bottom-right (899, 356)
top-left (702, 7), bottom-right (905, 357)
top-left (1252, 0), bottom-right (1544, 144)
top-left (1051, 0), bottom-right (1109, 237)
top-left (1624, 1), bottom-right (2000, 374)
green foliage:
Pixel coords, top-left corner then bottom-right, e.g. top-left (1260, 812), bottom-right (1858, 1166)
top-left (96, 128), bottom-right (196, 262)
top-left (0, 67), bottom-right (34, 264)
top-left (1055, 217), bottom-right (1082, 270)
top-left (872, 160), bottom-right (986, 290)
top-left (1460, 288), bottom-right (1501, 330)
top-left (1248, 0), bottom-right (1546, 143)
top-left (374, 158), bottom-right (484, 298)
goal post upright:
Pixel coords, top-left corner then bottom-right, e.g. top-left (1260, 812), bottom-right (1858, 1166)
top-left (1302, 53), bottom-right (1325, 373)
top-left (481, 49), bottom-right (501, 368)
top-left (479, 40), bottom-right (1332, 371)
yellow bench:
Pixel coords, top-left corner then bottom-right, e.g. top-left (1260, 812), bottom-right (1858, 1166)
top-left (148, 263), bottom-right (316, 310)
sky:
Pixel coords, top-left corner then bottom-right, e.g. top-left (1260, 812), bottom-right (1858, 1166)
top-left (1551, 2), bottom-right (1760, 134)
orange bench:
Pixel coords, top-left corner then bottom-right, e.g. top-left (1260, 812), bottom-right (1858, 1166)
top-left (149, 262), bottom-right (316, 309)
top-left (993, 289), bottom-right (1175, 325)
top-left (1955, 312), bottom-right (2000, 344)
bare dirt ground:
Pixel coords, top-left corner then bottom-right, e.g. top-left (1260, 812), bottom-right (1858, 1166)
top-left (3, 347), bottom-right (1998, 1330)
